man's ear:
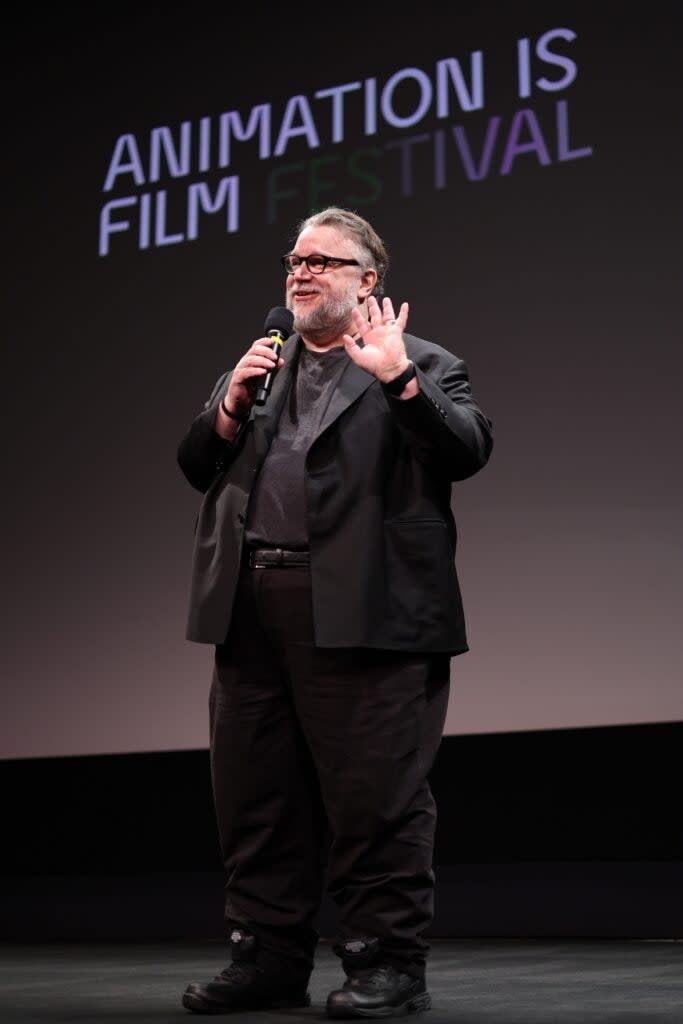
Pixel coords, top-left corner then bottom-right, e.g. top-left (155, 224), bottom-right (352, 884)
top-left (358, 268), bottom-right (377, 301)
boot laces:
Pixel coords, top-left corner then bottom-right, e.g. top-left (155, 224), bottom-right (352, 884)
top-left (353, 964), bottom-right (396, 989)
top-left (217, 960), bottom-right (262, 986)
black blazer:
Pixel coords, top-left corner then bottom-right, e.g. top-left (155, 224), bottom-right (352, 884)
top-left (177, 332), bottom-right (493, 652)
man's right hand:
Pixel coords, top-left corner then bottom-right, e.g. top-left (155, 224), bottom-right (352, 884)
top-left (215, 339), bottom-right (284, 438)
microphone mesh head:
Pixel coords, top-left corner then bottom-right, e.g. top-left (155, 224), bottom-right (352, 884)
top-left (264, 306), bottom-right (294, 337)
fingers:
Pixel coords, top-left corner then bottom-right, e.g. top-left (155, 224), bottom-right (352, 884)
top-left (350, 305), bottom-right (369, 337)
top-left (381, 297), bottom-right (396, 323)
top-left (366, 295), bottom-right (408, 330)
top-left (343, 332), bottom-right (362, 362)
top-left (396, 301), bottom-right (409, 330)
top-left (368, 295), bottom-right (396, 325)
top-left (367, 295), bottom-right (382, 326)
top-left (234, 340), bottom-right (281, 379)
top-left (236, 358), bottom-right (283, 378)
top-left (251, 340), bottom-right (281, 360)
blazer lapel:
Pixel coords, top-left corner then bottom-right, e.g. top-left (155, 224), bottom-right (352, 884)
top-left (249, 337), bottom-right (376, 461)
top-left (316, 357), bottom-right (375, 438)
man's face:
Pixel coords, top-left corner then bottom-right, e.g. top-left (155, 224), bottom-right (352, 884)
top-left (285, 225), bottom-right (371, 340)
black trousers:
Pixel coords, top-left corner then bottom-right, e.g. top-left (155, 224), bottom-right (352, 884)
top-left (209, 563), bottom-right (450, 980)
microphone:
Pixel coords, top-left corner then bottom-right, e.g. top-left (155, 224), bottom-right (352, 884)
top-left (254, 306), bottom-right (294, 406)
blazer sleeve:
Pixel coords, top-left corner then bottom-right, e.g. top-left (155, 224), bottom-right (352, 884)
top-left (385, 348), bottom-right (493, 481)
top-left (177, 369), bottom-right (248, 493)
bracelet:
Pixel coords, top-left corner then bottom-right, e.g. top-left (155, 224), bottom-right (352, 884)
top-left (381, 360), bottom-right (416, 396)
top-left (220, 398), bottom-right (248, 422)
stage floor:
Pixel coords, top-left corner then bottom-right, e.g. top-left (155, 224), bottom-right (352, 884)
top-left (1, 938), bottom-right (682, 1023)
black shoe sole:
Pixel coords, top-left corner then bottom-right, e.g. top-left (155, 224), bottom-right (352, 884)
top-left (182, 989), bottom-right (311, 1014)
top-left (326, 991), bottom-right (431, 1018)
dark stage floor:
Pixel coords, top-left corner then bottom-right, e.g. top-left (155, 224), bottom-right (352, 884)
top-left (1, 938), bottom-right (682, 1023)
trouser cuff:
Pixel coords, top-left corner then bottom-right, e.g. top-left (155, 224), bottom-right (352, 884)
top-left (333, 936), bottom-right (426, 980)
top-left (225, 919), bottom-right (315, 979)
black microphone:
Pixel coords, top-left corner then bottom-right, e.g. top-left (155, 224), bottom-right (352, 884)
top-left (254, 306), bottom-right (294, 406)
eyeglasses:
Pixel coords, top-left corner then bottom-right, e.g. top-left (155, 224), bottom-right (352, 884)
top-left (281, 253), bottom-right (360, 274)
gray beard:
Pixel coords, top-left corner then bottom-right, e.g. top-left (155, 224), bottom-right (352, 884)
top-left (292, 293), bottom-right (357, 342)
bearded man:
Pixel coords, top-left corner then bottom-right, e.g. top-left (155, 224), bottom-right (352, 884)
top-left (178, 207), bottom-right (493, 1018)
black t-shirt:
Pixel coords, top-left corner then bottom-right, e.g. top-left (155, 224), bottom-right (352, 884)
top-left (244, 344), bottom-right (349, 549)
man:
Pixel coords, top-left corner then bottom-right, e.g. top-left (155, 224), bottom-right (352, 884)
top-left (177, 207), bottom-right (492, 1017)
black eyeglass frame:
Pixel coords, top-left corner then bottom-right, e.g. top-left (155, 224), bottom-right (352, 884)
top-left (281, 253), bottom-right (360, 274)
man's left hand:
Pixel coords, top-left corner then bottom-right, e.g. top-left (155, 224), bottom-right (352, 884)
top-left (343, 296), bottom-right (410, 383)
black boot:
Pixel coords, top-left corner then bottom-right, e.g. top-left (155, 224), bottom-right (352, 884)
top-left (326, 938), bottom-right (431, 1019)
top-left (182, 928), bottom-right (311, 1014)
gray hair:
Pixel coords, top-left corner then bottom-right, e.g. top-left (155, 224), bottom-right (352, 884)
top-left (294, 207), bottom-right (389, 298)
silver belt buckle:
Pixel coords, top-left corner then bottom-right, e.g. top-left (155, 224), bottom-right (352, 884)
top-left (249, 549), bottom-right (264, 569)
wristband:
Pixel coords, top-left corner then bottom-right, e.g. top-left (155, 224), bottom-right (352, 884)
top-left (381, 360), bottom-right (416, 396)
top-left (221, 398), bottom-right (249, 422)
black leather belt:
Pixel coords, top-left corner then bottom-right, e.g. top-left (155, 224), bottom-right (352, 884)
top-left (248, 548), bottom-right (310, 569)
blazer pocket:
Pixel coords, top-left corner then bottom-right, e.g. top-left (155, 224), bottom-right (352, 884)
top-left (384, 519), bottom-right (450, 578)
